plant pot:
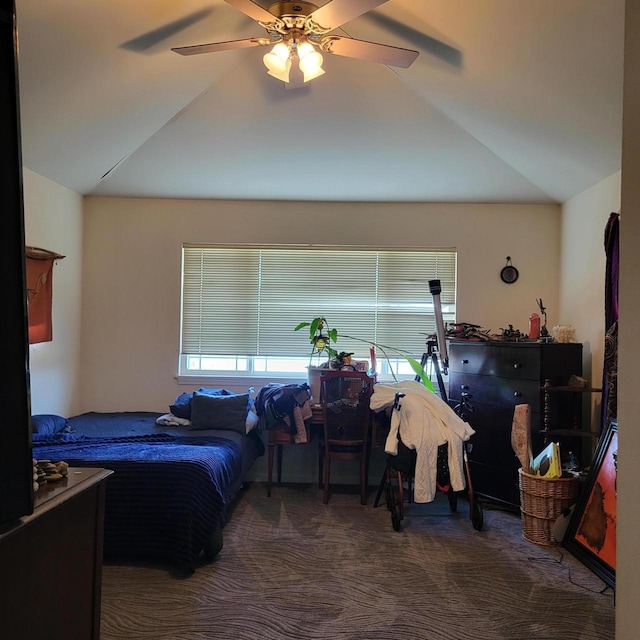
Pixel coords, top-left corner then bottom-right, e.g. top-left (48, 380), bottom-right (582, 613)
top-left (307, 365), bottom-right (330, 404)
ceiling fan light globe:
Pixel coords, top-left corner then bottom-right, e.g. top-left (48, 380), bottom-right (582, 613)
top-left (264, 51), bottom-right (290, 73)
top-left (266, 56), bottom-right (292, 82)
top-left (299, 49), bottom-right (322, 71)
top-left (302, 65), bottom-right (325, 83)
top-left (271, 42), bottom-right (291, 61)
top-left (297, 42), bottom-right (315, 58)
top-left (299, 49), bottom-right (324, 82)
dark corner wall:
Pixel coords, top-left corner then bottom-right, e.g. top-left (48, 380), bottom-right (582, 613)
top-left (0, 0), bottom-right (34, 522)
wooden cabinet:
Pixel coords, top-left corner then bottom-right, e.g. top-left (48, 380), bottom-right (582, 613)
top-left (448, 341), bottom-right (582, 508)
top-left (0, 468), bottom-right (112, 639)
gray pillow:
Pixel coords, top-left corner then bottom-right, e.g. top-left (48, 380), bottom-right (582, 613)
top-left (190, 392), bottom-right (250, 433)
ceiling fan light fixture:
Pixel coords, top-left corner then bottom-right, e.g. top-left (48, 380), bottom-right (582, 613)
top-left (301, 63), bottom-right (325, 82)
top-left (265, 57), bottom-right (292, 82)
top-left (297, 42), bottom-right (324, 82)
top-left (263, 42), bottom-right (292, 81)
top-left (173, 0), bottom-right (421, 87)
top-left (271, 42), bottom-right (291, 62)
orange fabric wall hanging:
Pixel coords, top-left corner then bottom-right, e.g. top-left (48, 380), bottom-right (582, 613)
top-left (25, 246), bottom-right (65, 344)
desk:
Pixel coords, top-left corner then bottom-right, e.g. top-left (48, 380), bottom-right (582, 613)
top-left (266, 405), bottom-right (390, 496)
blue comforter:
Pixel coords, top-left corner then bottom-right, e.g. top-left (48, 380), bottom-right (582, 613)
top-left (33, 432), bottom-right (244, 570)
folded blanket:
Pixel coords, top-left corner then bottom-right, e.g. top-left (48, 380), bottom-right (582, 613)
top-left (156, 413), bottom-right (191, 427)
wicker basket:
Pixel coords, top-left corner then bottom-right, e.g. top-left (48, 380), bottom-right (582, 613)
top-left (518, 468), bottom-right (578, 545)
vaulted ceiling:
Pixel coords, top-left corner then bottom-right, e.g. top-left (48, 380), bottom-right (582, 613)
top-left (15, 0), bottom-right (625, 203)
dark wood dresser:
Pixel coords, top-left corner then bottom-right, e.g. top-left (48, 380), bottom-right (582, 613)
top-left (0, 467), bottom-right (113, 639)
top-left (448, 341), bottom-right (582, 508)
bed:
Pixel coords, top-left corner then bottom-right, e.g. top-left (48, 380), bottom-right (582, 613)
top-left (31, 402), bottom-right (264, 573)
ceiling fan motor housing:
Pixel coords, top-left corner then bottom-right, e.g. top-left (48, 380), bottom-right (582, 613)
top-left (268, 2), bottom-right (319, 20)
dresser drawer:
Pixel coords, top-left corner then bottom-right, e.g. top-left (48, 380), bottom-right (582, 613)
top-left (448, 372), bottom-right (542, 411)
top-left (449, 343), bottom-right (541, 380)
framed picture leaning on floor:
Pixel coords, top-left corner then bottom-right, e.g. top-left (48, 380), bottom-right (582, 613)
top-left (564, 418), bottom-right (617, 589)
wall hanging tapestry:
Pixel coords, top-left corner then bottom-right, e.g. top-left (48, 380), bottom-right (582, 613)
top-left (600, 211), bottom-right (619, 431)
top-left (25, 246), bottom-right (65, 344)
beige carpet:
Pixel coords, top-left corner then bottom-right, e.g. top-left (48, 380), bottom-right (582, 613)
top-left (100, 482), bottom-right (614, 640)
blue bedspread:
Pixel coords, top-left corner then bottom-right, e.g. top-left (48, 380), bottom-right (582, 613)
top-left (34, 431), bottom-right (245, 570)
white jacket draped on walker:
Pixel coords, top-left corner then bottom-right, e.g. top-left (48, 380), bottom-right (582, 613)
top-left (370, 380), bottom-right (475, 503)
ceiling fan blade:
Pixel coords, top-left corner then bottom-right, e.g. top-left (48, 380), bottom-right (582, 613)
top-left (223, 0), bottom-right (278, 23)
top-left (120, 8), bottom-right (214, 52)
top-left (172, 37), bottom-right (266, 56)
top-left (310, 0), bottom-right (390, 30)
top-left (363, 12), bottom-right (462, 68)
top-left (322, 36), bottom-right (418, 68)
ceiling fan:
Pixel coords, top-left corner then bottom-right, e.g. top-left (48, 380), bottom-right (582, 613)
top-left (172, 0), bottom-right (419, 87)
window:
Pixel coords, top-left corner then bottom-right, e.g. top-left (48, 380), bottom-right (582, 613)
top-left (180, 246), bottom-right (456, 378)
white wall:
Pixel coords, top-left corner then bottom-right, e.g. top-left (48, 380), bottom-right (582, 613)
top-left (560, 172), bottom-right (621, 428)
top-left (616, 1), bottom-right (640, 636)
top-left (80, 198), bottom-right (564, 412)
top-left (22, 169), bottom-right (83, 417)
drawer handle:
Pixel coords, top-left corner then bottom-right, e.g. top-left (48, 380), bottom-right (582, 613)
top-left (460, 384), bottom-right (469, 390)
top-left (513, 391), bottom-right (522, 398)
top-left (513, 363), bottom-right (521, 369)
top-left (461, 359), bottom-right (469, 365)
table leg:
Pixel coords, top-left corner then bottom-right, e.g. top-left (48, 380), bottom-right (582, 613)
top-left (276, 444), bottom-right (283, 483)
top-left (267, 442), bottom-right (274, 497)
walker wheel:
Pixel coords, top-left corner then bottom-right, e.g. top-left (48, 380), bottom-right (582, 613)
top-left (385, 481), bottom-right (393, 512)
top-left (471, 500), bottom-right (484, 531)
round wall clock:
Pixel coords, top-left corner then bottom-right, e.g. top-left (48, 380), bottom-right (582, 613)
top-left (500, 257), bottom-right (519, 284)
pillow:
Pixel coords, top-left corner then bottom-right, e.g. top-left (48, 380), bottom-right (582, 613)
top-left (197, 388), bottom-right (234, 396)
top-left (31, 414), bottom-right (69, 435)
top-left (169, 393), bottom-right (194, 419)
top-left (190, 392), bottom-right (250, 433)
top-left (169, 388), bottom-right (235, 419)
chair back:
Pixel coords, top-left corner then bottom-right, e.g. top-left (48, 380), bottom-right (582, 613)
top-left (321, 370), bottom-right (374, 447)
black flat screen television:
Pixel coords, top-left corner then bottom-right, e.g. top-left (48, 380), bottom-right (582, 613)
top-left (0, 0), bottom-right (34, 524)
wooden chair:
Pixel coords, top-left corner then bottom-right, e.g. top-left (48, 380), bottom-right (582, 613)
top-left (320, 370), bottom-right (374, 505)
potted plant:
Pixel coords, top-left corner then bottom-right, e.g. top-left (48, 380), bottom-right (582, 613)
top-left (292, 317), bottom-right (341, 401)
top-left (294, 316), bottom-right (436, 395)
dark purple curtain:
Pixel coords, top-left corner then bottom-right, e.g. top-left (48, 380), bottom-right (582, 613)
top-left (600, 212), bottom-right (619, 432)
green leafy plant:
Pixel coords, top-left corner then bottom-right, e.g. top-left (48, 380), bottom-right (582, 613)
top-left (294, 317), bottom-right (339, 366)
top-left (294, 316), bottom-right (436, 392)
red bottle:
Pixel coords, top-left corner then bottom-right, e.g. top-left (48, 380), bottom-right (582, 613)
top-left (528, 313), bottom-right (541, 339)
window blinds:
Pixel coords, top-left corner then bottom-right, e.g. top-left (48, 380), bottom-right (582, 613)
top-left (182, 247), bottom-right (456, 359)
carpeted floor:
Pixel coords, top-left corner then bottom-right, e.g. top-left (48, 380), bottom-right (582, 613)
top-left (100, 482), bottom-right (614, 640)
